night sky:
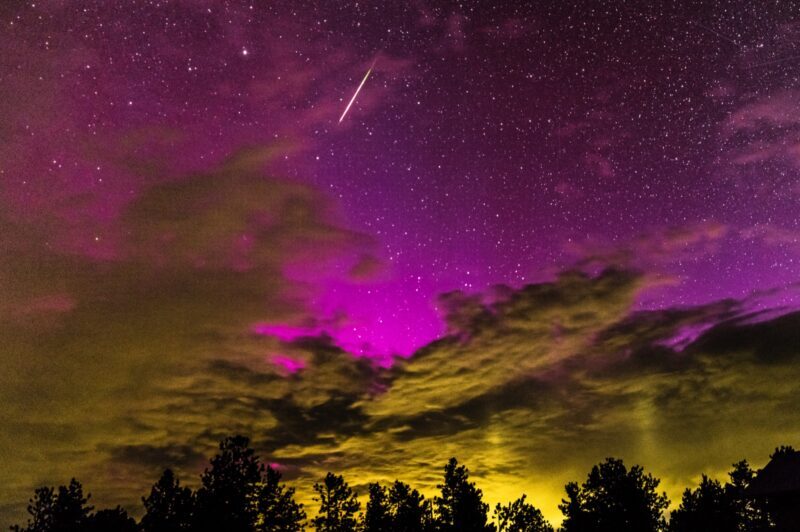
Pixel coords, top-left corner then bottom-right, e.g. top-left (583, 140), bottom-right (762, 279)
top-left (2, 0), bottom-right (800, 525)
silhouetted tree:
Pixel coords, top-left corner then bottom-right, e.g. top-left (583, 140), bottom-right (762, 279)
top-left (388, 480), bottom-right (434, 531)
top-left (193, 436), bottom-right (262, 530)
top-left (85, 506), bottom-right (138, 532)
top-left (494, 495), bottom-right (553, 532)
top-left (140, 469), bottom-right (195, 532)
top-left (11, 479), bottom-right (93, 532)
top-left (312, 473), bottom-right (361, 532)
top-left (365, 481), bottom-right (434, 532)
top-left (254, 465), bottom-right (306, 531)
top-left (559, 458), bottom-right (668, 532)
top-left (750, 446), bottom-right (800, 531)
top-left (434, 458), bottom-right (495, 532)
top-left (668, 475), bottom-right (737, 532)
top-left (770, 446), bottom-right (796, 459)
top-left (8, 437), bottom-right (797, 532)
top-left (11, 478), bottom-right (93, 532)
top-left (669, 460), bottom-right (775, 532)
top-left (725, 460), bottom-right (772, 531)
top-left (364, 484), bottom-right (391, 532)
top-left (11, 486), bottom-right (57, 532)
top-left (193, 435), bottom-right (307, 531)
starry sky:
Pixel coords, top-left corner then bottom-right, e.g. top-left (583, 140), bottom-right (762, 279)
top-left (1, 0), bottom-right (800, 526)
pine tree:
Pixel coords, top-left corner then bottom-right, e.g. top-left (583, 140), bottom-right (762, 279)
top-left (193, 435), bottom-right (269, 531)
top-left (434, 458), bottom-right (494, 532)
top-left (11, 479), bottom-right (93, 532)
top-left (253, 465), bottom-right (306, 531)
top-left (494, 495), bottom-right (553, 532)
top-left (141, 469), bottom-right (195, 531)
top-left (311, 473), bottom-right (361, 532)
top-left (364, 484), bottom-right (391, 532)
top-left (559, 458), bottom-right (668, 532)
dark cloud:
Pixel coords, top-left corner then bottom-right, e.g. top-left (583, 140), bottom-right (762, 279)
top-left (108, 443), bottom-right (207, 474)
top-left (261, 394), bottom-right (370, 450)
top-left (694, 311), bottom-right (800, 364)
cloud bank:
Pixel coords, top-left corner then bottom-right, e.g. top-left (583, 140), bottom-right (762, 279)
top-left (2, 161), bottom-right (799, 525)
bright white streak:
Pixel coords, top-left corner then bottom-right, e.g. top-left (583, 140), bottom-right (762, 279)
top-left (338, 65), bottom-right (373, 123)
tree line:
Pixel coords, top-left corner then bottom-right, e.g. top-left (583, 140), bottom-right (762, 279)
top-left (10, 435), bottom-right (791, 531)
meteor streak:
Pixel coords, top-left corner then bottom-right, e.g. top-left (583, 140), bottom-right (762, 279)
top-left (338, 60), bottom-right (375, 123)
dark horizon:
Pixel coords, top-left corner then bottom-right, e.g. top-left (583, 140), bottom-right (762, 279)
top-left (9, 434), bottom-right (797, 531)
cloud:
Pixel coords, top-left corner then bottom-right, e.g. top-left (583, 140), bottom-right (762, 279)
top-left (348, 255), bottom-right (387, 282)
top-left (233, 270), bottom-right (798, 527)
top-left (565, 221), bottom-right (728, 275)
top-left (3, 172), bottom-right (799, 529)
top-left (329, 277), bottom-right (800, 523)
top-left (724, 91), bottom-right (800, 133)
top-left (0, 145), bottom-right (385, 523)
top-left (124, 147), bottom-right (375, 274)
top-left (2, 219), bottom-right (800, 527)
top-left (740, 223), bottom-right (800, 251)
top-left (368, 269), bottom-right (645, 417)
top-left (719, 90), bottom-right (800, 194)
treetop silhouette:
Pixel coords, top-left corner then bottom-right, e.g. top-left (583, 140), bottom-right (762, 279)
top-left (434, 457), bottom-right (495, 532)
top-left (311, 473), bottom-right (360, 532)
top-left (559, 457), bottom-right (669, 532)
top-left (9, 437), bottom-right (795, 531)
top-left (494, 494), bottom-right (554, 532)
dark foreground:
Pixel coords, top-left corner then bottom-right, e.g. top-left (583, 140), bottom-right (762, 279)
top-left (10, 436), bottom-right (800, 531)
